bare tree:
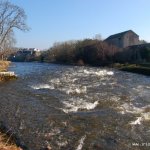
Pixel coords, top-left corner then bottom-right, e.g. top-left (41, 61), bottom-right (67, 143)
top-left (0, 30), bottom-right (16, 60)
top-left (93, 34), bottom-right (102, 40)
top-left (0, 0), bottom-right (29, 59)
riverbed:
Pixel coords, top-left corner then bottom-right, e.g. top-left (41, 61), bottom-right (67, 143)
top-left (0, 62), bottom-right (150, 150)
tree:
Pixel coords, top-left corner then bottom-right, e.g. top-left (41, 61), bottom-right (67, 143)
top-left (0, 0), bottom-right (29, 59)
top-left (93, 34), bottom-right (102, 40)
top-left (140, 40), bottom-right (147, 44)
top-left (0, 30), bottom-right (16, 60)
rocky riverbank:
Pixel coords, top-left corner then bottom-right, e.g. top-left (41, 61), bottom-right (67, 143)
top-left (113, 63), bottom-right (150, 76)
top-left (0, 61), bottom-right (17, 82)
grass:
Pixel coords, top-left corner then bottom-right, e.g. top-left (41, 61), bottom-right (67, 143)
top-left (113, 63), bottom-right (150, 76)
top-left (0, 61), bottom-right (11, 72)
top-left (0, 131), bottom-right (22, 150)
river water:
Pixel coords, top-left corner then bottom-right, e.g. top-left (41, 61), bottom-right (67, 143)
top-left (0, 62), bottom-right (150, 150)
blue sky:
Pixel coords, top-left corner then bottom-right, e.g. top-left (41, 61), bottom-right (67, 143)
top-left (11, 0), bottom-right (150, 50)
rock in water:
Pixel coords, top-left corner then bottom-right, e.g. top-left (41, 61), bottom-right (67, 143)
top-left (0, 71), bottom-right (17, 81)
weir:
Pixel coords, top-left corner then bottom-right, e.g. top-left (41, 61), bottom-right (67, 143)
top-left (0, 62), bottom-right (150, 150)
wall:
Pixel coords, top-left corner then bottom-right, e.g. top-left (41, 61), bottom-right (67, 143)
top-left (105, 37), bottom-right (124, 48)
top-left (123, 32), bottom-right (139, 48)
top-left (105, 31), bottom-right (139, 48)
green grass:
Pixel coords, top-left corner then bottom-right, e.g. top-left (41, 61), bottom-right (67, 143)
top-left (113, 63), bottom-right (150, 76)
top-left (139, 63), bottom-right (150, 67)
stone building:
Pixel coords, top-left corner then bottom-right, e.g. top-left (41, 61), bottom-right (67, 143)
top-left (104, 30), bottom-right (139, 48)
top-left (8, 48), bottom-right (41, 61)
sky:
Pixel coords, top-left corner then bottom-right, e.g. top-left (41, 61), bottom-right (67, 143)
top-left (10, 0), bottom-right (150, 50)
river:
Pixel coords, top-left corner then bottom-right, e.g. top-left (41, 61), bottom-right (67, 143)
top-left (0, 62), bottom-right (150, 150)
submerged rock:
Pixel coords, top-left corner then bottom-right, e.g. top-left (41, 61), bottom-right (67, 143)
top-left (0, 71), bottom-right (17, 82)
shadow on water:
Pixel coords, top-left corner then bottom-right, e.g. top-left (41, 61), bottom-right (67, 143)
top-left (0, 62), bottom-right (150, 150)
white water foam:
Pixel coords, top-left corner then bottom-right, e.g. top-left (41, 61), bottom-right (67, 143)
top-left (66, 86), bottom-right (87, 95)
top-left (83, 69), bottom-right (114, 76)
top-left (130, 117), bottom-right (142, 125)
top-left (31, 84), bottom-right (55, 90)
top-left (50, 78), bottom-right (61, 84)
top-left (44, 128), bottom-right (61, 137)
top-left (83, 70), bottom-right (90, 74)
top-left (119, 103), bottom-right (150, 125)
top-left (62, 98), bottom-right (99, 113)
top-left (107, 71), bottom-right (114, 76)
top-left (57, 141), bottom-right (68, 147)
top-left (130, 112), bottom-right (150, 125)
top-left (76, 135), bottom-right (86, 150)
top-left (95, 70), bottom-right (114, 76)
top-left (119, 103), bottom-right (143, 114)
top-left (132, 85), bottom-right (150, 102)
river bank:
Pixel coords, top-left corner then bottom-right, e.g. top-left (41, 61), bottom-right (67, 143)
top-left (0, 61), bottom-right (17, 82)
top-left (0, 61), bottom-right (20, 150)
top-left (113, 63), bottom-right (150, 76)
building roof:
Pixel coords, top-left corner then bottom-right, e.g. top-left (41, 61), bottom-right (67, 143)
top-left (105, 30), bottom-right (139, 41)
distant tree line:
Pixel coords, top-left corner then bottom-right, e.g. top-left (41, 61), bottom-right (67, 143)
top-left (41, 39), bottom-right (150, 66)
top-left (8, 37), bottom-right (150, 66)
top-left (117, 45), bottom-right (150, 63)
top-left (42, 39), bottom-right (121, 66)
top-left (8, 38), bottom-right (150, 66)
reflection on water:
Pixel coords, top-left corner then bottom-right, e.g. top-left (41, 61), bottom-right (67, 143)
top-left (0, 62), bottom-right (150, 150)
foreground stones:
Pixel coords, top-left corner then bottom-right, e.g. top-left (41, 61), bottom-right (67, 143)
top-left (0, 61), bottom-right (17, 82)
top-left (0, 71), bottom-right (17, 82)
